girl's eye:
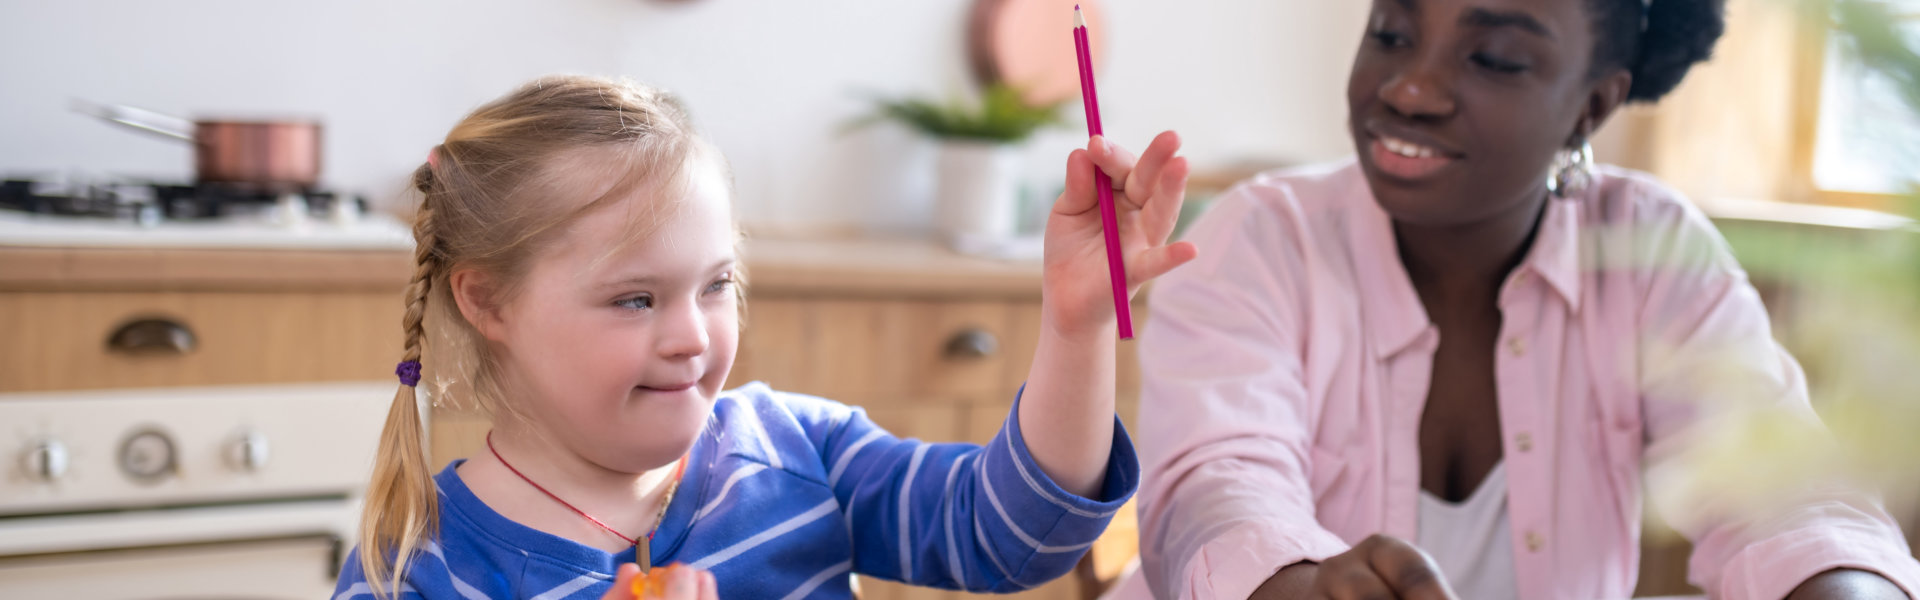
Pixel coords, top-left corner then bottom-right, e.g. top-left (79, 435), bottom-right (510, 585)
top-left (705, 275), bottom-right (735, 295)
top-left (1472, 53), bottom-right (1528, 74)
top-left (615, 295), bottom-right (654, 310)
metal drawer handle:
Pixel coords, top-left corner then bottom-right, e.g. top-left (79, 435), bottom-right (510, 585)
top-left (944, 327), bottom-right (999, 360)
top-left (107, 318), bottom-right (197, 355)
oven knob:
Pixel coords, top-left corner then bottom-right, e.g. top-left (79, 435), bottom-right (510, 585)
top-left (227, 431), bottom-right (270, 472)
top-left (23, 440), bottom-right (70, 482)
top-left (119, 429), bottom-right (176, 483)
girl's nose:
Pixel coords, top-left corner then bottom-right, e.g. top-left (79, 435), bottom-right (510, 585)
top-left (654, 301), bottom-right (711, 360)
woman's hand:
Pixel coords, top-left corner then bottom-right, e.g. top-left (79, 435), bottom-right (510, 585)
top-left (1785, 568), bottom-right (1910, 600)
top-left (1252, 535), bottom-right (1459, 600)
top-left (602, 564), bottom-right (718, 600)
top-left (1040, 131), bottom-right (1199, 340)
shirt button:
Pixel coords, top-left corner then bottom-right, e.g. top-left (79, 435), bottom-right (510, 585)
top-left (1526, 530), bottom-right (1545, 552)
top-left (1508, 336), bottom-right (1526, 357)
top-left (1516, 432), bottom-right (1533, 453)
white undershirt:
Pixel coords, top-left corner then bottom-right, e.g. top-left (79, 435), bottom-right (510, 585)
top-left (1415, 461), bottom-right (1522, 600)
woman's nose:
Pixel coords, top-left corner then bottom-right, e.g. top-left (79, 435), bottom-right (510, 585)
top-left (1379, 59), bottom-right (1457, 120)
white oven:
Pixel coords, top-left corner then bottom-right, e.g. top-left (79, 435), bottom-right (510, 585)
top-left (0, 383), bottom-right (390, 599)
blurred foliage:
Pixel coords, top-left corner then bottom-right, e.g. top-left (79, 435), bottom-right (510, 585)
top-left (1827, 0), bottom-right (1920, 115)
top-left (847, 84), bottom-right (1064, 144)
top-left (1650, 0), bottom-right (1920, 539)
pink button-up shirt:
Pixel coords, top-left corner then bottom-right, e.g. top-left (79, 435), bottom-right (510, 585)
top-left (1125, 160), bottom-right (1920, 600)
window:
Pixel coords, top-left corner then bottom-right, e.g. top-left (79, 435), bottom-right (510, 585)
top-left (1809, 1), bottom-right (1920, 197)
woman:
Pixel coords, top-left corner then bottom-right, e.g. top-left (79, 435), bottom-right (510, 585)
top-left (1110, 0), bottom-right (1920, 598)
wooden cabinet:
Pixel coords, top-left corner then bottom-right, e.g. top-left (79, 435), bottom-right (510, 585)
top-left (729, 297), bottom-right (1025, 445)
top-left (0, 291), bottom-right (399, 392)
top-left (0, 248), bottom-right (409, 393)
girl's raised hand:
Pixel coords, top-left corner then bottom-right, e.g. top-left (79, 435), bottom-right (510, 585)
top-left (1041, 131), bottom-right (1199, 339)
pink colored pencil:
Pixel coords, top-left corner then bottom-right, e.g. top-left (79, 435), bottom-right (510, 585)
top-left (1073, 5), bottom-right (1134, 340)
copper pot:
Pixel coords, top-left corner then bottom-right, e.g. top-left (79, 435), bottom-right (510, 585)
top-left (77, 101), bottom-right (323, 192)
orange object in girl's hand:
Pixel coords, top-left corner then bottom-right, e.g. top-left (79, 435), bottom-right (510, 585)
top-left (604, 563), bottom-right (717, 600)
top-left (632, 564), bottom-right (679, 598)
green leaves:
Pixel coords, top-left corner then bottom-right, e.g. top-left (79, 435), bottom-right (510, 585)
top-left (1830, 0), bottom-right (1920, 117)
top-left (846, 84), bottom-right (1065, 144)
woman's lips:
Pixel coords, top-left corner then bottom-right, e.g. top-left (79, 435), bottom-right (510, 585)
top-left (1368, 134), bottom-right (1459, 181)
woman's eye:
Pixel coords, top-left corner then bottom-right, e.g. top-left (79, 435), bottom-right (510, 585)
top-left (1472, 53), bottom-right (1528, 74)
top-left (1369, 29), bottom-right (1410, 48)
top-left (615, 295), bottom-right (654, 310)
top-left (705, 275), bottom-right (735, 295)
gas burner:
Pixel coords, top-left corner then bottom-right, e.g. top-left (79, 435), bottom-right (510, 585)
top-left (0, 175), bottom-right (366, 226)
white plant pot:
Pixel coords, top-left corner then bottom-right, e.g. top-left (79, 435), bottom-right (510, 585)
top-left (934, 140), bottom-right (1023, 250)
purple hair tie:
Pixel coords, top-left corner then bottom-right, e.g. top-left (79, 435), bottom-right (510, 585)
top-left (395, 360), bottom-right (422, 387)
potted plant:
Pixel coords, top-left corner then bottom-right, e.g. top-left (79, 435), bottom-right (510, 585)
top-left (851, 84), bottom-right (1063, 250)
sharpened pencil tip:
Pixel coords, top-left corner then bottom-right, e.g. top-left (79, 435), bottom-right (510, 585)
top-left (1074, 6), bottom-right (1085, 28)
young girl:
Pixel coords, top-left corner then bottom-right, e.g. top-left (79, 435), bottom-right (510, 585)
top-left (334, 75), bottom-right (1197, 600)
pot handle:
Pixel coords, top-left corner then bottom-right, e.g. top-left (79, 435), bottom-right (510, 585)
top-left (71, 99), bottom-right (196, 143)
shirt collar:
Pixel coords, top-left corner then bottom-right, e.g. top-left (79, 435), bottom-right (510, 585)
top-left (1344, 181), bottom-right (1583, 359)
top-left (1524, 196), bottom-right (1583, 312)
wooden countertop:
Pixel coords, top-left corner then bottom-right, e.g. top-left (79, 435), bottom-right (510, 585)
top-left (0, 235), bottom-right (1046, 297)
top-left (0, 246), bottom-right (416, 292)
top-left (742, 236), bottom-right (1043, 300)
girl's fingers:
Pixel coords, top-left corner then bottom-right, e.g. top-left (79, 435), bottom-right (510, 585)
top-left (664, 566), bottom-right (698, 600)
top-left (1055, 149), bottom-right (1098, 216)
top-left (605, 564), bottom-right (640, 600)
top-left (1139, 155), bottom-right (1189, 245)
top-left (1127, 241), bottom-right (1199, 288)
top-left (1125, 131), bottom-right (1182, 206)
top-left (1085, 135), bottom-right (1139, 192)
top-left (697, 571), bottom-right (719, 600)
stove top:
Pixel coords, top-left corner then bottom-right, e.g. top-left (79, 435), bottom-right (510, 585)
top-left (0, 174), bottom-right (412, 251)
top-left (0, 174), bottom-right (364, 225)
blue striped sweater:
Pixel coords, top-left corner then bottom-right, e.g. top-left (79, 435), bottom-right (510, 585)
top-left (333, 382), bottom-right (1138, 599)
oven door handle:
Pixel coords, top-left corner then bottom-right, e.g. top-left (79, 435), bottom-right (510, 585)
top-left (0, 497), bottom-right (355, 557)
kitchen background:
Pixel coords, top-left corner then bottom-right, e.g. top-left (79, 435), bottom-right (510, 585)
top-left (0, 0), bottom-right (1367, 232)
top-left (2, 0), bottom-right (1917, 599)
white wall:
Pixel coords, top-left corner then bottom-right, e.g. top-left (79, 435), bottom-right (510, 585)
top-left (0, 0), bottom-right (1368, 232)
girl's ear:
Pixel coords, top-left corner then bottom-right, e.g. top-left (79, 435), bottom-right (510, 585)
top-left (449, 268), bottom-right (509, 343)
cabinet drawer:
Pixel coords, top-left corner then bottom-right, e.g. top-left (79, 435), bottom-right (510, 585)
top-left (859, 577), bottom-right (1078, 600)
top-left (0, 291), bottom-right (400, 392)
top-left (732, 298), bottom-right (1020, 403)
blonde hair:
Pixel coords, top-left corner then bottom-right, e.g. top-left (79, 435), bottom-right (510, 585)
top-left (359, 75), bottom-right (710, 599)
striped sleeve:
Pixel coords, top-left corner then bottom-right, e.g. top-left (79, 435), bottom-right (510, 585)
top-left (815, 390), bottom-right (1139, 592)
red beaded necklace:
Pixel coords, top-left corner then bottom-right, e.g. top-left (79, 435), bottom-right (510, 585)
top-left (486, 432), bottom-right (688, 572)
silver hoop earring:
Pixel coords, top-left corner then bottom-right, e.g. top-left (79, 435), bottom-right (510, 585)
top-left (1547, 142), bottom-right (1595, 199)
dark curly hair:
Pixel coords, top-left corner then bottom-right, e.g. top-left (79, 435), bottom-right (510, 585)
top-left (1587, 0), bottom-right (1728, 102)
